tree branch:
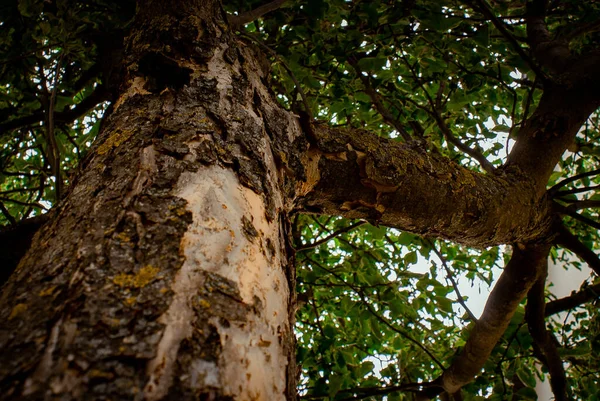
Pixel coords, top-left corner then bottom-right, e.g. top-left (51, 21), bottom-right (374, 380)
top-left (554, 184), bottom-right (600, 198)
top-left (300, 125), bottom-right (554, 248)
top-left (525, 0), bottom-right (571, 74)
top-left (427, 239), bottom-right (478, 322)
top-left (0, 85), bottom-right (109, 139)
top-left (348, 57), bottom-right (413, 142)
top-left (562, 19), bottom-right (600, 42)
top-left (0, 202), bottom-right (16, 226)
top-left (228, 0), bottom-right (288, 30)
top-left (295, 220), bottom-right (367, 251)
top-left (303, 256), bottom-right (446, 370)
top-left (555, 226), bottom-right (600, 276)
top-left (545, 283), bottom-right (600, 316)
top-left (548, 168), bottom-right (600, 196)
top-left (565, 200), bottom-right (600, 212)
top-left (560, 207), bottom-right (600, 232)
top-left (525, 267), bottom-right (568, 401)
top-left (398, 52), bottom-right (495, 173)
top-left (438, 244), bottom-right (551, 394)
top-left (464, 0), bottom-right (547, 81)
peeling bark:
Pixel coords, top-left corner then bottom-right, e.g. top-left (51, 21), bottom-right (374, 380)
top-left (2, 0), bottom-right (600, 400)
top-left (299, 125), bottom-right (554, 248)
top-left (0, 1), bottom-right (301, 399)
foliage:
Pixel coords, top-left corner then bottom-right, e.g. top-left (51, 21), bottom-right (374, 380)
top-left (2, 0), bottom-right (600, 399)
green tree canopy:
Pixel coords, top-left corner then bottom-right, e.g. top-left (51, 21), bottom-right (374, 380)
top-left (1, 0), bottom-right (600, 399)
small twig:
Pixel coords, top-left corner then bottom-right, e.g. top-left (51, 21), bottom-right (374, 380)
top-left (295, 220), bottom-right (367, 251)
top-left (464, 0), bottom-right (547, 81)
top-left (0, 197), bottom-right (48, 209)
top-left (0, 187), bottom-right (43, 195)
top-left (333, 381), bottom-right (438, 401)
top-left (545, 283), bottom-right (600, 316)
top-left (399, 52), bottom-right (495, 173)
top-left (303, 256), bottom-right (446, 370)
top-left (0, 201), bottom-right (17, 225)
top-left (427, 239), bottom-right (478, 322)
top-left (565, 200), bottom-right (600, 212)
top-left (308, 296), bottom-right (326, 338)
top-left (548, 168), bottom-right (600, 195)
top-left (239, 32), bottom-right (313, 120)
top-left (348, 57), bottom-right (412, 142)
top-left (228, 0), bottom-right (287, 29)
top-left (40, 52), bottom-right (65, 201)
top-left (515, 77), bottom-right (538, 149)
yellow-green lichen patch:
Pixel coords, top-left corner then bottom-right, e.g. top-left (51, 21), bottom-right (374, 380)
top-left (39, 286), bottom-right (57, 297)
top-left (88, 369), bottom-right (115, 380)
top-left (9, 303), bottom-right (27, 320)
top-left (115, 231), bottom-right (132, 243)
top-left (197, 299), bottom-right (211, 309)
top-left (113, 265), bottom-right (161, 288)
top-left (97, 129), bottom-right (135, 155)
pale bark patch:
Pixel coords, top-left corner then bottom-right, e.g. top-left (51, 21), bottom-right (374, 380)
top-left (144, 165), bottom-right (289, 400)
top-left (113, 76), bottom-right (152, 111)
top-left (22, 318), bottom-right (63, 396)
top-left (206, 45), bottom-right (235, 112)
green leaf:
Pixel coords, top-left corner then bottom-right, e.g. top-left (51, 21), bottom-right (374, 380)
top-left (516, 367), bottom-right (537, 388)
top-left (356, 56), bottom-right (387, 71)
top-left (516, 387), bottom-right (539, 400)
top-left (404, 251), bottom-right (418, 265)
top-left (328, 374), bottom-right (344, 397)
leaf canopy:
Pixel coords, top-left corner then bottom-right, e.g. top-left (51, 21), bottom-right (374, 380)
top-left (2, 0), bottom-right (600, 399)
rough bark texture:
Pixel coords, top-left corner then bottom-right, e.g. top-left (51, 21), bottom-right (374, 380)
top-left (0, 1), bottom-right (304, 399)
top-left (2, 0), bottom-right (600, 400)
top-left (298, 125), bottom-right (554, 248)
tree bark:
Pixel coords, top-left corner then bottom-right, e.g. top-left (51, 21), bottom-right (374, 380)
top-left (2, 0), bottom-right (600, 400)
top-left (0, 1), bottom-right (303, 399)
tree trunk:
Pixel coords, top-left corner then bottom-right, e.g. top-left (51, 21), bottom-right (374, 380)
top-left (0, 1), bottom-right (303, 399)
top-left (3, 1), bottom-right (600, 400)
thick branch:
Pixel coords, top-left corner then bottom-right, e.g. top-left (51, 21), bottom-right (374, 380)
top-left (507, 84), bottom-right (600, 195)
top-left (439, 244), bottom-right (551, 394)
top-left (298, 125), bottom-right (554, 248)
top-left (525, 268), bottom-right (568, 401)
top-left (525, 0), bottom-right (571, 74)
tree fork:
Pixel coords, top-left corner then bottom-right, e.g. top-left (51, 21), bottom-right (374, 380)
top-left (0, 1), bottom-right (304, 399)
